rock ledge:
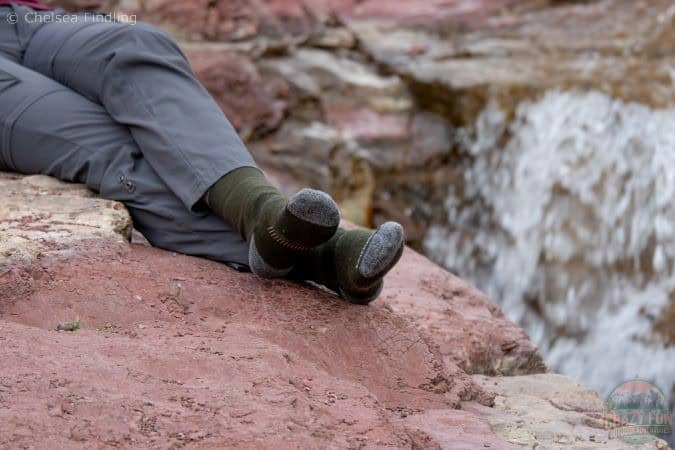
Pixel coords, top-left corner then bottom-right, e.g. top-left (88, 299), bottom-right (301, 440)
top-left (0, 174), bottom-right (668, 449)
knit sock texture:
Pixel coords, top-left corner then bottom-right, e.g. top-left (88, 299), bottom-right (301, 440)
top-left (290, 222), bottom-right (405, 304)
top-left (208, 167), bottom-right (340, 276)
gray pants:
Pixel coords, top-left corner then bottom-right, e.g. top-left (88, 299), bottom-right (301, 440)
top-left (0, 5), bottom-right (254, 268)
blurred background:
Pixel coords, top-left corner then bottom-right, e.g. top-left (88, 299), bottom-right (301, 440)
top-left (47, 0), bottom-right (674, 405)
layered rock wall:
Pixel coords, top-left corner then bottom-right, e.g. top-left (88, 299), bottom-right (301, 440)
top-left (47, 0), bottom-right (670, 253)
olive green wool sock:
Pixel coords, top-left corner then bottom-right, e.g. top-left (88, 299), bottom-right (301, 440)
top-left (290, 222), bottom-right (405, 304)
top-left (207, 167), bottom-right (340, 277)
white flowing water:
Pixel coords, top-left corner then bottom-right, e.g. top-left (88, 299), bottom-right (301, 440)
top-left (424, 91), bottom-right (675, 398)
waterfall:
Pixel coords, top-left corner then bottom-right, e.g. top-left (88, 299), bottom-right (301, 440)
top-left (425, 91), bottom-right (675, 396)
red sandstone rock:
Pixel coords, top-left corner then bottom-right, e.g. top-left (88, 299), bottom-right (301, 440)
top-left (326, 108), bottom-right (410, 142)
top-left (115, 0), bottom-right (520, 42)
top-left (378, 248), bottom-right (545, 376)
top-left (0, 240), bottom-right (509, 448)
top-left (8, 168), bottom-right (648, 449)
top-left (185, 48), bottom-right (287, 139)
top-left (0, 173), bottom-right (543, 448)
top-left (130, 0), bottom-right (322, 42)
top-left (325, 0), bottom-right (518, 25)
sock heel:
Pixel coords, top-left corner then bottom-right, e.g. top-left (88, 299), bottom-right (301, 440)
top-left (278, 189), bottom-right (340, 247)
top-left (286, 188), bottom-right (340, 228)
top-left (249, 188), bottom-right (341, 278)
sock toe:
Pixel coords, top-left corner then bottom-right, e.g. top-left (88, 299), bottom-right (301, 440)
top-left (332, 222), bottom-right (404, 304)
top-left (356, 221), bottom-right (404, 279)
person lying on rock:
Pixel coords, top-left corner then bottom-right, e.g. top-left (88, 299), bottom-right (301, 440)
top-left (0, 1), bottom-right (405, 304)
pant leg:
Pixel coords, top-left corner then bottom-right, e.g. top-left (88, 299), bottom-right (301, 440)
top-left (0, 54), bottom-right (250, 267)
top-left (0, 7), bottom-right (22, 64)
top-left (15, 8), bottom-right (257, 211)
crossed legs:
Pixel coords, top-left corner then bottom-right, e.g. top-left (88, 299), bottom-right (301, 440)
top-left (0, 6), bottom-right (404, 303)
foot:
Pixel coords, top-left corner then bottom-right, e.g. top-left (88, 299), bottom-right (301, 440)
top-left (334, 221), bottom-right (405, 304)
top-left (249, 188), bottom-right (340, 277)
